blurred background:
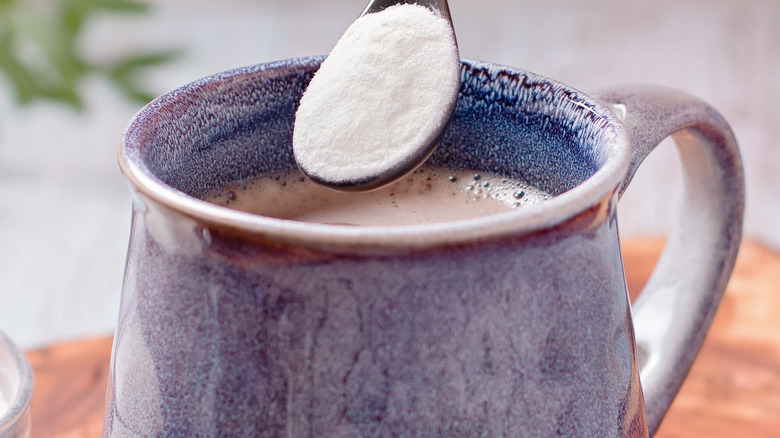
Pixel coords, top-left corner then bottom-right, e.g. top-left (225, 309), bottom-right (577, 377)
top-left (0, 0), bottom-right (777, 348)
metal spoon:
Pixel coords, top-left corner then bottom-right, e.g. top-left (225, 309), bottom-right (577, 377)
top-left (362, 0), bottom-right (454, 21)
top-left (294, 0), bottom-right (460, 192)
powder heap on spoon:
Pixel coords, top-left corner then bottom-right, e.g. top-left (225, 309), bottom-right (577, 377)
top-left (292, 2), bottom-right (460, 191)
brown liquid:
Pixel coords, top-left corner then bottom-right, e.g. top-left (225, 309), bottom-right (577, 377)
top-left (205, 166), bottom-right (551, 226)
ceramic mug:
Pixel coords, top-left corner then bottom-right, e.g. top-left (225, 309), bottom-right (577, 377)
top-left (104, 57), bottom-right (744, 437)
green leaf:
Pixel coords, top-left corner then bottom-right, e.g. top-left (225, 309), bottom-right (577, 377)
top-left (0, 30), bottom-right (41, 105)
top-left (71, 0), bottom-right (149, 14)
top-left (106, 48), bottom-right (183, 104)
top-left (107, 49), bottom-right (183, 79)
top-left (0, 0), bottom-right (180, 109)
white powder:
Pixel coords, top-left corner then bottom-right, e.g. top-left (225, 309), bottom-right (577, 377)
top-left (293, 4), bottom-right (460, 186)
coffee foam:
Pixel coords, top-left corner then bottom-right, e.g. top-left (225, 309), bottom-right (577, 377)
top-left (205, 166), bottom-right (551, 226)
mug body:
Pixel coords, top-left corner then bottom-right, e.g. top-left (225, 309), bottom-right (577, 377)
top-left (106, 58), bottom-right (645, 437)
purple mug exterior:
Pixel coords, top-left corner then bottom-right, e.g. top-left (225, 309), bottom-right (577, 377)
top-left (104, 57), bottom-right (743, 437)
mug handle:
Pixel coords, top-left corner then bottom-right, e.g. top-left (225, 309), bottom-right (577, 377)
top-left (595, 85), bottom-right (745, 435)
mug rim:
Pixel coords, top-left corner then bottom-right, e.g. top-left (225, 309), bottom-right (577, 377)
top-left (119, 57), bottom-right (631, 250)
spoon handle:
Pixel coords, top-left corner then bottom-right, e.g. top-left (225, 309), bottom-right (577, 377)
top-left (361, 0), bottom-right (452, 21)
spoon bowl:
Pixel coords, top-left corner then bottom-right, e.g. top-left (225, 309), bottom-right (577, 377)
top-left (292, 0), bottom-right (460, 192)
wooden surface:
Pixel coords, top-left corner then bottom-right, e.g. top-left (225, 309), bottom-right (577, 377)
top-left (24, 238), bottom-right (780, 437)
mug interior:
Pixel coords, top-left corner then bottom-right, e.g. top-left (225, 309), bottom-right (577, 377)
top-left (120, 57), bottom-right (629, 242)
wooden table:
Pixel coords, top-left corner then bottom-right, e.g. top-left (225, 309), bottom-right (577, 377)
top-left (24, 238), bottom-right (780, 437)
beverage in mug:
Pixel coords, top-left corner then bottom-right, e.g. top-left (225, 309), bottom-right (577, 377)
top-left (105, 57), bottom-right (743, 437)
top-left (204, 166), bottom-right (551, 226)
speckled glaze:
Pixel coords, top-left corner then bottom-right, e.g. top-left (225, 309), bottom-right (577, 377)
top-left (105, 57), bottom-right (743, 437)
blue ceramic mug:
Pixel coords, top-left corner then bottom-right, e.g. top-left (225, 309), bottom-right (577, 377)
top-left (104, 57), bottom-right (743, 437)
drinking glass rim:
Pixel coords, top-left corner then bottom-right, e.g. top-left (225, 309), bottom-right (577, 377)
top-left (118, 58), bottom-right (631, 251)
top-left (0, 330), bottom-right (33, 436)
